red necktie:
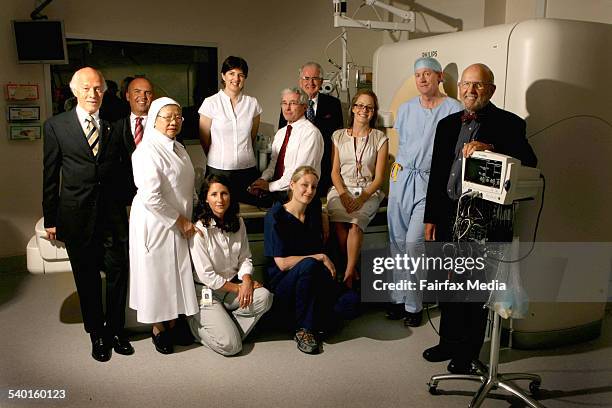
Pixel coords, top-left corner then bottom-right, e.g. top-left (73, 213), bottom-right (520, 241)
top-left (134, 117), bottom-right (144, 145)
top-left (273, 124), bottom-right (292, 181)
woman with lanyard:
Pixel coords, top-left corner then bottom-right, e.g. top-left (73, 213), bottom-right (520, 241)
top-left (326, 90), bottom-right (389, 288)
top-left (386, 57), bottom-right (463, 327)
top-left (198, 56), bottom-right (262, 204)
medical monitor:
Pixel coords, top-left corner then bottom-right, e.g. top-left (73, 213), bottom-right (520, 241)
top-left (462, 151), bottom-right (542, 205)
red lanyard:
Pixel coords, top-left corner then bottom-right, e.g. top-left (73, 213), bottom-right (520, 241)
top-left (351, 129), bottom-right (369, 179)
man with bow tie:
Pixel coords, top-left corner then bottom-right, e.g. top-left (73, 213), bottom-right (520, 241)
top-left (422, 63), bottom-right (537, 375)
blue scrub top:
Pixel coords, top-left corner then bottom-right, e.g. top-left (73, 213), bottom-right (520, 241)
top-left (394, 96), bottom-right (463, 170)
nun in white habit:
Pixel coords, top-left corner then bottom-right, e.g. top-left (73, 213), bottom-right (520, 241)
top-left (129, 97), bottom-right (200, 354)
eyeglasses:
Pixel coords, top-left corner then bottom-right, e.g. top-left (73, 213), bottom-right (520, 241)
top-left (157, 114), bottom-right (184, 123)
top-left (353, 103), bottom-right (374, 113)
top-left (458, 81), bottom-right (493, 90)
top-left (280, 101), bottom-right (303, 108)
top-left (300, 76), bottom-right (323, 82)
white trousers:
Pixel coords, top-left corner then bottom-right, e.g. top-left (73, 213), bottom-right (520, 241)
top-left (188, 285), bottom-right (273, 356)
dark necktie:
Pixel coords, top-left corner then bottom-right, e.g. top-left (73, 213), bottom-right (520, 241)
top-left (273, 124), bottom-right (292, 181)
top-left (306, 100), bottom-right (315, 123)
top-left (85, 115), bottom-right (99, 156)
top-left (461, 111), bottom-right (478, 123)
top-left (134, 117), bottom-right (143, 145)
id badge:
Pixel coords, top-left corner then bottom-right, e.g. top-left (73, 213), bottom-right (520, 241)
top-left (348, 187), bottom-right (362, 197)
top-left (200, 287), bottom-right (213, 307)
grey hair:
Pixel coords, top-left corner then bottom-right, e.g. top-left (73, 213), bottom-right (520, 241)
top-left (69, 67), bottom-right (108, 94)
top-left (299, 62), bottom-right (324, 78)
top-left (281, 87), bottom-right (309, 105)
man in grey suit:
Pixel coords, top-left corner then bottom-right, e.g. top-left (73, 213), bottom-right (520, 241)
top-left (43, 67), bottom-right (133, 362)
top-left (113, 77), bottom-right (154, 205)
top-left (279, 62), bottom-right (344, 195)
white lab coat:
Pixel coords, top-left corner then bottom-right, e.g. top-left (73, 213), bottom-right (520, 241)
top-left (129, 128), bottom-right (198, 323)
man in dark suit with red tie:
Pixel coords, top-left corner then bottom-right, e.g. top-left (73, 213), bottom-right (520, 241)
top-left (43, 67), bottom-right (133, 362)
top-left (279, 62), bottom-right (344, 196)
top-left (113, 77), bottom-right (154, 205)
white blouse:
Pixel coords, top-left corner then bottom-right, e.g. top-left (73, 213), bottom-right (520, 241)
top-left (199, 90), bottom-right (262, 170)
top-left (189, 218), bottom-right (253, 290)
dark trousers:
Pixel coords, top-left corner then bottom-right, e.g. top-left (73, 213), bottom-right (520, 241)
top-left (433, 202), bottom-right (489, 363)
top-left (206, 166), bottom-right (260, 205)
top-left (65, 225), bottom-right (128, 337)
top-left (438, 301), bottom-right (489, 363)
top-left (269, 258), bottom-right (359, 332)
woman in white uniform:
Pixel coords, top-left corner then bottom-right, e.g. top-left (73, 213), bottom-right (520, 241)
top-left (188, 174), bottom-right (272, 356)
top-left (327, 90), bottom-right (389, 288)
top-left (129, 97), bottom-right (200, 354)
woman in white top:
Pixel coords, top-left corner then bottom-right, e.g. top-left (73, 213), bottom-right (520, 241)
top-left (189, 174), bottom-right (272, 356)
top-left (327, 90), bottom-right (389, 288)
top-left (129, 97), bottom-right (200, 355)
top-left (199, 56), bottom-right (262, 204)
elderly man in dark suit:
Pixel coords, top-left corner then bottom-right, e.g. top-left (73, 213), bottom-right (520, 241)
top-left (43, 67), bottom-right (133, 362)
top-left (422, 63), bottom-right (537, 374)
top-left (113, 77), bottom-right (154, 205)
top-left (279, 62), bottom-right (343, 195)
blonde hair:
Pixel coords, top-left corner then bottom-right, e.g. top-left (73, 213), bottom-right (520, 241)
top-left (288, 166), bottom-right (319, 200)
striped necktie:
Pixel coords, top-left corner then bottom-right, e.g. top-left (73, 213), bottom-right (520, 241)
top-left (86, 115), bottom-right (99, 156)
top-left (134, 116), bottom-right (143, 145)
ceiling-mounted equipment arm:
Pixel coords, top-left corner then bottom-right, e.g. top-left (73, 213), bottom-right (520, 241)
top-left (31, 0), bottom-right (54, 20)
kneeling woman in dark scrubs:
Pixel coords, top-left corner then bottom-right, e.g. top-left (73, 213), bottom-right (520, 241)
top-left (264, 166), bottom-right (359, 355)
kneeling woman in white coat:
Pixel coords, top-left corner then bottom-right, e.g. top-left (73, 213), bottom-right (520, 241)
top-left (189, 174), bottom-right (272, 356)
top-left (129, 97), bottom-right (200, 355)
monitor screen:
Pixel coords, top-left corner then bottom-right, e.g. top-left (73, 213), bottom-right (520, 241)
top-left (13, 20), bottom-right (68, 64)
top-left (464, 156), bottom-right (503, 189)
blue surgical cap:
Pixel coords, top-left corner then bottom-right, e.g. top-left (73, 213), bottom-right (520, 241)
top-left (414, 57), bottom-right (442, 73)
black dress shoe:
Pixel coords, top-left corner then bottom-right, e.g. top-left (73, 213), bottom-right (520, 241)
top-left (91, 336), bottom-right (112, 362)
top-left (152, 331), bottom-right (173, 354)
top-left (385, 303), bottom-right (407, 320)
top-left (403, 310), bottom-right (423, 327)
top-left (422, 344), bottom-right (452, 362)
top-left (113, 336), bottom-right (134, 355)
top-left (447, 359), bottom-right (481, 375)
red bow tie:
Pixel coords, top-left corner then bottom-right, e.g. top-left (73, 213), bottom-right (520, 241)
top-left (461, 111), bottom-right (478, 123)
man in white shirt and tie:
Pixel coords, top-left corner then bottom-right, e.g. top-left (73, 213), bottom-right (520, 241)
top-left (250, 87), bottom-right (323, 206)
top-left (278, 62), bottom-right (344, 196)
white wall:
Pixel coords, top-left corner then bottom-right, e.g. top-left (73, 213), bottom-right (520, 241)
top-left (0, 0), bottom-right (384, 257)
top-left (502, 0), bottom-right (612, 23)
top-left (1, 0), bottom-right (610, 257)
top-left (0, 2), bottom-right (47, 258)
top-left (545, 0), bottom-right (612, 24)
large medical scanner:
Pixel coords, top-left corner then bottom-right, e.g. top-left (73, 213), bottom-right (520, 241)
top-left (373, 18), bottom-right (612, 348)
